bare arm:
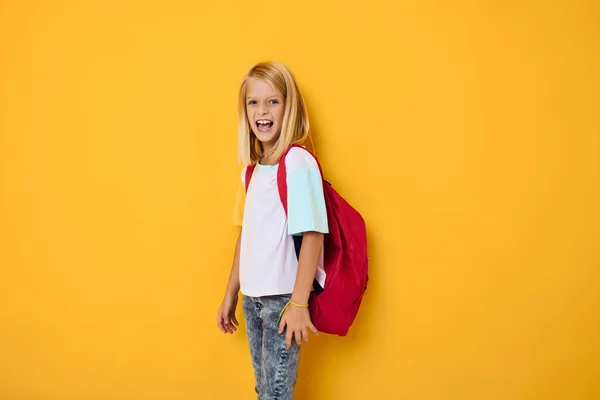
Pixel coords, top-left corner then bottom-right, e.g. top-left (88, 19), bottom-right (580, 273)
top-left (217, 228), bottom-right (242, 334)
top-left (291, 231), bottom-right (324, 304)
top-left (279, 231), bottom-right (324, 347)
top-left (224, 229), bottom-right (242, 299)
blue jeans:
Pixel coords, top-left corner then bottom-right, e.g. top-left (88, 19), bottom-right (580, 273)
top-left (243, 294), bottom-right (301, 400)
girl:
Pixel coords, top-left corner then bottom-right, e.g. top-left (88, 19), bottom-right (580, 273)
top-left (217, 61), bottom-right (328, 399)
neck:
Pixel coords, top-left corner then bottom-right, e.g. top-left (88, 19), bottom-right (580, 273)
top-left (260, 143), bottom-right (277, 165)
top-left (260, 154), bottom-right (278, 165)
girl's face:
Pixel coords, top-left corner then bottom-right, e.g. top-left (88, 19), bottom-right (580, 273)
top-left (245, 78), bottom-right (285, 151)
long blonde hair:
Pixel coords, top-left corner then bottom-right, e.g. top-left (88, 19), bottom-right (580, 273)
top-left (237, 61), bottom-right (311, 166)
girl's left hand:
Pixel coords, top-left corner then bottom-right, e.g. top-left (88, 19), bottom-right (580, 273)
top-left (278, 303), bottom-right (319, 348)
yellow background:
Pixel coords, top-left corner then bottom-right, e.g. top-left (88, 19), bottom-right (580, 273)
top-left (1, 1), bottom-right (599, 399)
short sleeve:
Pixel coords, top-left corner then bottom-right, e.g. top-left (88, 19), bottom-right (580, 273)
top-left (286, 148), bottom-right (329, 235)
top-left (232, 167), bottom-right (247, 226)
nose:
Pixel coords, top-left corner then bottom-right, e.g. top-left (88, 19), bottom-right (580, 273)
top-left (257, 104), bottom-right (268, 115)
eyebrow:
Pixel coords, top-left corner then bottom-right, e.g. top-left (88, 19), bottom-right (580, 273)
top-left (246, 95), bottom-right (282, 100)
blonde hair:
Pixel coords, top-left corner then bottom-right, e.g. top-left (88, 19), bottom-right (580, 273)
top-left (237, 61), bottom-right (311, 166)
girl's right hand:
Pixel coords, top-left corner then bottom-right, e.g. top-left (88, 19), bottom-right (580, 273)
top-left (217, 293), bottom-right (239, 334)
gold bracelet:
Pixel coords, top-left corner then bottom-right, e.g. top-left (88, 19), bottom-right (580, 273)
top-left (278, 299), bottom-right (309, 322)
top-left (289, 299), bottom-right (309, 308)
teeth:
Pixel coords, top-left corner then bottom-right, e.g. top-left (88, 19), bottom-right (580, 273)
top-left (257, 120), bottom-right (272, 124)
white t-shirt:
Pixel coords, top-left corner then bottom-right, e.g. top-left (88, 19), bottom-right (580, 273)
top-left (233, 147), bottom-right (329, 297)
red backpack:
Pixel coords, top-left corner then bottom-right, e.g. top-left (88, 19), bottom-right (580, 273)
top-left (244, 144), bottom-right (368, 336)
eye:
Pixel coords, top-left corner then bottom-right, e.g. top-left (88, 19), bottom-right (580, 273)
top-left (269, 99), bottom-right (279, 104)
top-left (247, 100), bottom-right (257, 105)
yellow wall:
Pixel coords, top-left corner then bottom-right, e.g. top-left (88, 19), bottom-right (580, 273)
top-left (1, 1), bottom-right (598, 399)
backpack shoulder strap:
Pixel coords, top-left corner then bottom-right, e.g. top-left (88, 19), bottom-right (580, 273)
top-left (244, 165), bottom-right (256, 192)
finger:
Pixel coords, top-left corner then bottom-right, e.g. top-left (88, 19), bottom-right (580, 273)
top-left (231, 314), bottom-right (239, 326)
top-left (217, 319), bottom-right (226, 333)
top-left (223, 319), bottom-right (233, 334)
top-left (302, 328), bottom-right (309, 344)
top-left (279, 318), bottom-right (286, 335)
top-left (295, 330), bottom-right (302, 347)
top-left (228, 316), bottom-right (237, 331)
top-left (286, 329), bottom-right (292, 349)
top-left (217, 313), bottom-right (227, 333)
top-left (222, 319), bottom-right (229, 333)
top-left (308, 323), bottom-right (319, 336)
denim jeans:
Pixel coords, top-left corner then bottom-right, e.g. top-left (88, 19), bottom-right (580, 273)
top-left (243, 294), bottom-right (301, 400)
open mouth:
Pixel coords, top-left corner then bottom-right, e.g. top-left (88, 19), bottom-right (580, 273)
top-left (256, 119), bottom-right (274, 133)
